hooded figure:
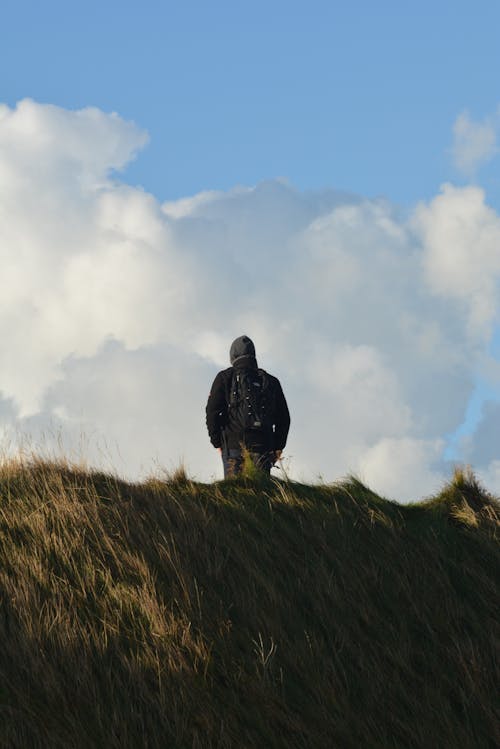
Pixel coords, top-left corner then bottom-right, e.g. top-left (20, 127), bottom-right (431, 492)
top-left (206, 335), bottom-right (290, 477)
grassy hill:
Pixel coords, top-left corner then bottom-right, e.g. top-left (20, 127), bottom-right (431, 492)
top-left (0, 458), bottom-right (498, 748)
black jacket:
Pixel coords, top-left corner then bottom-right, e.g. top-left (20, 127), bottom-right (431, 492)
top-left (206, 358), bottom-right (290, 451)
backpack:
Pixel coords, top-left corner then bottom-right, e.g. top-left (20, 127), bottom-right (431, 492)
top-left (228, 368), bottom-right (274, 444)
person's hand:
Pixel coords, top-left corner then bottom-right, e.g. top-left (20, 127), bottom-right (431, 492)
top-left (217, 447), bottom-right (222, 454)
top-left (274, 450), bottom-right (282, 462)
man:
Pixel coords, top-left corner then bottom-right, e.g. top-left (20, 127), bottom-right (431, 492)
top-left (206, 335), bottom-right (290, 477)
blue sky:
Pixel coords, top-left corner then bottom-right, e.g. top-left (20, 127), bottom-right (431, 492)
top-left (2, 0), bottom-right (500, 205)
top-left (1, 1), bottom-right (500, 495)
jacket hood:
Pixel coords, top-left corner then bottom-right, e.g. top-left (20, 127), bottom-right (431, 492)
top-left (230, 335), bottom-right (256, 365)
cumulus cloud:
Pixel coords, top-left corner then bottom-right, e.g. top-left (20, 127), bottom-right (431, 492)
top-left (414, 183), bottom-right (500, 335)
top-left (451, 109), bottom-right (499, 176)
top-left (480, 459), bottom-right (500, 494)
top-left (357, 437), bottom-right (445, 501)
top-left (1, 99), bottom-right (500, 501)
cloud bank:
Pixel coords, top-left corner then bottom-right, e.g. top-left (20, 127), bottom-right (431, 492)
top-left (451, 109), bottom-right (499, 176)
top-left (1, 99), bottom-right (500, 501)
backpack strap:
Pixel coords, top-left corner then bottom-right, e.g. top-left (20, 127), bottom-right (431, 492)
top-left (228, 368), bottom-right (239, 411)
top-left (257, 368), bottom-right (268, 390)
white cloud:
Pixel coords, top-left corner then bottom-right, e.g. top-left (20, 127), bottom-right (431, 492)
top-left (451, 109), bottom-right (498, 176)
top-left (1, 99), bottom-right (500, 500)
top-left (479, 459), bottom-right (500, 495)
top-left (414, 183), bottom-right (500, 335)
top-left (357, 437), bottom-right (446, 502)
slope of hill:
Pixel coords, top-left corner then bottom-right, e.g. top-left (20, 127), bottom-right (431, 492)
top-left (0, 459), bottom-right (498, 748)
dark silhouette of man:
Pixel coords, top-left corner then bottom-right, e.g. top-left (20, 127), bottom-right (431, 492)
top-left (206, 335), bottom-right (290, 477)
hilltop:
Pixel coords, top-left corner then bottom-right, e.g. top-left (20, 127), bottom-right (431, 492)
top-left (0, 459), bottom-right (499, 748)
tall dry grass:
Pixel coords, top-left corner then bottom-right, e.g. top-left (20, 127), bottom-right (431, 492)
top-left (0, 458), bottom-right (499, 748)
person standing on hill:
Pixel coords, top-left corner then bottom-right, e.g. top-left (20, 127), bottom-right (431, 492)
top-left (206, 335), bottom-right (290, 477)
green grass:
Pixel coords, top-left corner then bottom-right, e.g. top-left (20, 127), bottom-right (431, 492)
top-left (0, 459), bottom-right (498, 748)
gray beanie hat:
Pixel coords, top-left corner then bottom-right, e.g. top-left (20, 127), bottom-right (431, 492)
top-left (230, 335), bottom-right (256, 365)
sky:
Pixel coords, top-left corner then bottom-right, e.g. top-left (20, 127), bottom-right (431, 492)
top-left (1, 1), bottom-right (500, 500)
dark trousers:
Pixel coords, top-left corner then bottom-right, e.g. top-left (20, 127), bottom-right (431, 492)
top-left (222, 448), bottom-right (273, 478)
